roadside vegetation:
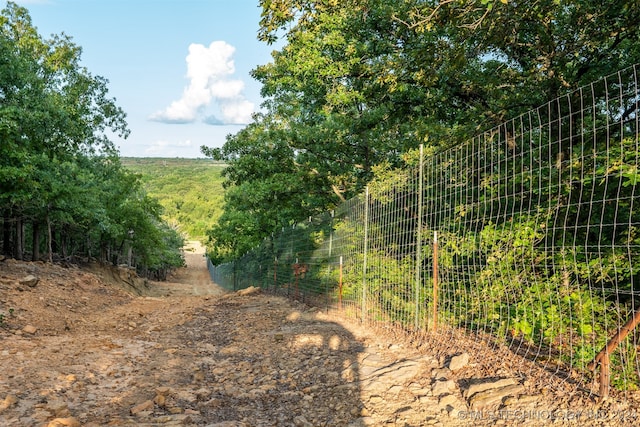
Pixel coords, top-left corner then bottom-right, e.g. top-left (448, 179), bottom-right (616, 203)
top-left (0, 3), bottom-right (184, 279)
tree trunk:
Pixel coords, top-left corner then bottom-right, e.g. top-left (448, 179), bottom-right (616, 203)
top-left (2, 210), bottom-right (11, 257)
top-left (15, 218), bottom-right (23, 261)
top-left (47, 213), bottom-right (53, 263)
top-left (32, 222), bottom-right (40, 261)
top-left (61, 227), bottom-right (67, 260)
top-left (127, 244), bottom-right (133, 267)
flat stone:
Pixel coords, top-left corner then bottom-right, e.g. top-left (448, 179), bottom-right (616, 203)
top-left (363, 360), bottom-right (420, 384)
top-left (387, 385), bottom-right (404, 395)
top-left (438, 394), bottom-right (459, 407)
top-left (464, 377), bottom-right (518, 398)
top-left (431, 367), bottom-right (451, 379)
top-left (22, 325), bottom-right (37, 334)
top-left (130, 400), bottom-right (154, 415)
top-left (469, 384), bottom-right (525, 409)
top-left (432, 379), bottom-right (457, 396)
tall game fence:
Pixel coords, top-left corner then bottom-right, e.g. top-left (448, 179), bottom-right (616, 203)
top-left (209, 64), bottom-right (640, 398)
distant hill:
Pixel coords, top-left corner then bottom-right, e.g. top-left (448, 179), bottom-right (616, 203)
top-left (122, 158), bottom-right (226, 242)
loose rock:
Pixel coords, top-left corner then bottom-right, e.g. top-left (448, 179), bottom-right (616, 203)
top-left (469, 383), bottom-right (525, 409)
top-left (22, 324), bottom-right (37, 334)
top-left (448, 352), bottom-right (469, 372)
top-left (19, 275), bottom-right (39, 288)
top-left (237, 286), bottom-right (261, 296)
top-left (0, 395), bottom-right (18, 413)
top-left (47, 417), bottom-right (81, 427)
top-left (464, 377), bottom-right (518, 398)
top-left (130, 400), bottom-right (154, 415)
top-left (432, 379), bottom-right (457, 396)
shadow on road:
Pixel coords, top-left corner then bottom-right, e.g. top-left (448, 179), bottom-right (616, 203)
top-left (148, 293), bottom-right (366, 426)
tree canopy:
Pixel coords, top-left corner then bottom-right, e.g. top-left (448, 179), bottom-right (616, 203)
top-left (1, 2), bottom-right (184, 278)
top-left (203, 0), bottom-right (640, 262)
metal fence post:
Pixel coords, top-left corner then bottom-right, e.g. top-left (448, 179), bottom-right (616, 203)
top-left (327, 210), bottom-right (334, 311)
top-left (432, 231), bottom-right (438, 331)
top-left (362, 186), bottom-right (370, 322)
top-left (415, 144), bottom-right (424, 330)
top-left (233, 261), bottom-right (237, 291)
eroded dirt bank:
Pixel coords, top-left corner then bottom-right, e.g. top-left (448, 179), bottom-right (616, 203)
top-left (1, 243), bottom-right (638, 426)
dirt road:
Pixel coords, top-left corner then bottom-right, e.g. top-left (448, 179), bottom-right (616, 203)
top-left (148, 241), bottom-right (225, 298)
top-left (0, 246), bottom-right (635, 426)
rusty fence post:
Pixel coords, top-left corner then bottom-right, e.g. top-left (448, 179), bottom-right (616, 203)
top-left (273, 257), bottom-right (278, 290)
top-left (588, 309), bottom-right (640, 400)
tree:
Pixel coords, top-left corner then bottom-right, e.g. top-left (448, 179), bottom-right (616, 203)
top-left (203, 116), bottom-right (332, 261)
top-left (0, 3), bottom-right (183, 277)
top-left (203, 0), bottom-right (640, 261)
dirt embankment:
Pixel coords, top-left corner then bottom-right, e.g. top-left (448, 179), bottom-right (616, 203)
top-left (1, 242), bottom-right (638, 426)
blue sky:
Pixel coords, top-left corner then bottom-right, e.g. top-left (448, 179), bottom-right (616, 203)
top-left (9, 0), bottom-right (275, 157)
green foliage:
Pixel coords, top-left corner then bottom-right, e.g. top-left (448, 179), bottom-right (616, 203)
top-left (205, 0), bottom-right (640, 259)
top-left (202, 118), bottom-right (336, 262)
top-left (121, 158), bottom-right (226, 241)
top-left (0, 3), bottom-right (183, 278)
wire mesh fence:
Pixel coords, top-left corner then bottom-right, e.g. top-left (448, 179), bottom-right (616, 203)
top-left (209, 64), bottom-right (640, 397)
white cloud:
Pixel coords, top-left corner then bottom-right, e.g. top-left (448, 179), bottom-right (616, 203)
top-left (220, 99), bottom-right (254, 124)
top-left (150, 41), bottom-right (254, 125)
top-left (209, 80), bottom-right (245, 99)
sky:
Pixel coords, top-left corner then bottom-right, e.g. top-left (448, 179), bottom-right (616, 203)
top-left (8, 0), bottom-right (276, 157)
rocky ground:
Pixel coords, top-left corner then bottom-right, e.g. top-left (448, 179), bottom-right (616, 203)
top-left (1, 242), bottom-right (639, 426)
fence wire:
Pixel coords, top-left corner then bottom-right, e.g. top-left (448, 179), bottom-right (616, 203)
top-left (209, 64), bottom-right (640, 397)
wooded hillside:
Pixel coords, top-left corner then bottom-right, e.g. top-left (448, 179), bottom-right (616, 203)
top-left (122, 158), bottom-right (226, 241)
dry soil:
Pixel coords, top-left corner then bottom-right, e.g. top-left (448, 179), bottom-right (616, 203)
top-left (1, 242), bottom-right (638, 426)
